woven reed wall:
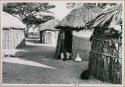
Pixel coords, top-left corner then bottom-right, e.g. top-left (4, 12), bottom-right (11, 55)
top-left (72, 35), bottom-right (91, 61)
top-left (89, 37), bottom-right (122, 84)
top-left (39, 30), bottom-right (59, 45)
top-left (2, 29), bottom-right (25, 49)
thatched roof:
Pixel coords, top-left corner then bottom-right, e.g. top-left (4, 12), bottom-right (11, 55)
top-left (86, 4), bottom-right (122, 29)
top-left (1, 11), bottom-right (26, 29)
top-left (55, 4), bottom-right (103, 30)
top-left (38, 19), bottom-right (59, 31)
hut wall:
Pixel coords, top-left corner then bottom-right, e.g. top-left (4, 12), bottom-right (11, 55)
top-left (39, 30), bottom-right (59, 45)
top-left (2, 28), bottom-right (25, 49)
top-left (72, 35), bottom-right (91, 61)
top-left (51, 31), bottom-right (59, 46)
top-left (55, 31), bottom-right (62, 59)
top-left (89, 29), bottom-right (122, 84)
top-left (72, 30), bottom-right (93, 61)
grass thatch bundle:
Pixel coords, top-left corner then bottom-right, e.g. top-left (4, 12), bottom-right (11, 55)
top-left (38, 19), bottom-right (59, 31)
top-left (56, 4), bottom-right (103, 30)
top-left (2, 11), bottom-right (26, 29)
top-left (86, 4), bottom-right (122, 29)
top-left (89, 31), bottom-right (122, 84)
top-left (87, 4), bottom-right (122, 84)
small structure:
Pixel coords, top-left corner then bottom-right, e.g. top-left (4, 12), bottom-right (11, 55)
top-left (55, 4), bottom-right (102, 60)
top-left (1, 11), bottom-right (26, 49)
top-left (38, 19), bottom-right (59, 46)
top-left (28, 25), bottom-right (39, 39)
top-left (86, 4), bottom-right (122, 84)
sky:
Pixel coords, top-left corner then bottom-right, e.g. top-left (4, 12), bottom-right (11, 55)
top-left (29, 2), bottom-right (73, 32)
top-left (48, 2), bottom-right (72, 20)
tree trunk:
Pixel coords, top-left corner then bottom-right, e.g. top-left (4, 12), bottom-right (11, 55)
top-left (25, 25), bottom-right (32, 38)
top-left (25, 29), bottom-right (29, 38)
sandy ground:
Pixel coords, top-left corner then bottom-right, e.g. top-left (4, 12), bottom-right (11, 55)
top-left (2, 38), bottom-right (111, 84)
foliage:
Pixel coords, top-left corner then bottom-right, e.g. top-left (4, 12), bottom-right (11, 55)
top-left (3, 3), bottom-right (55, 26)
top-left (97, 3), bottom-right (117, 9)
top-left (66, 3), bottom-right (82, 9)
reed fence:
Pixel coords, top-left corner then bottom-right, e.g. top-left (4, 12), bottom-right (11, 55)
top-left (2, 29), bottom-right (25, 49)
top-left (89, 37), bottom-right (122, 84)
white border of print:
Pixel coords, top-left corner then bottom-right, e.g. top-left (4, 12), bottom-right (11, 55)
top-left (0, 0), bottom-right (124, 87)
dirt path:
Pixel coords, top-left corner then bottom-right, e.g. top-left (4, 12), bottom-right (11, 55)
top-left (2, 38), bottom-right (111, 84)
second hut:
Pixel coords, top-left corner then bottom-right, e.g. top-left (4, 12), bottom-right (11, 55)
top-left (38, 19), bottom-right (60, 46)
top-left (86, 4), bottom-right (122, 84)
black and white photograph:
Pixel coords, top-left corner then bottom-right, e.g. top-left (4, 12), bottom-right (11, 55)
top-left (0, 0), bottom-right (124, 86)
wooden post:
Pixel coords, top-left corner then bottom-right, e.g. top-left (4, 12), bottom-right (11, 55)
top-left (39, 31), bottom-right (43, 43)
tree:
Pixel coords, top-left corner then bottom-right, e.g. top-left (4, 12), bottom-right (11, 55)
top-left (3, 3), bottom-right (55, 37)
top-left (66, 3), bottom-right (82, 9)
top-left (97, 3), bottom-right (117, 10)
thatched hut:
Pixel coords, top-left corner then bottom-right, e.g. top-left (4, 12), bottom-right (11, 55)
top-left (1, 11), bottom-right (26, 49)
top-left (55, 4), bottom-right (102, 60)
top-left (38, 19), bottom-right (59, 45)
top-left (86, 4), bottom-right (122, 84)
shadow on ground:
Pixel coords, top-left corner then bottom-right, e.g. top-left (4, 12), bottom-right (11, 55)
top-left (2, 38), bottom-right (111, 84)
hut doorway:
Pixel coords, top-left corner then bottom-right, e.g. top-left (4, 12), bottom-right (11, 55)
top-left (64, 30), bottom-right (72, 53)
top-left (39, 31), bottom-right (46, 43)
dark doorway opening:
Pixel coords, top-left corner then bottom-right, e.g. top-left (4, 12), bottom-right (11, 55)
top-left (64, 30), bottom-right (72, 53)
top-left (55, 30), bottom-right (72, 59)
top-left (39, 31), bottom-right (45, 43)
